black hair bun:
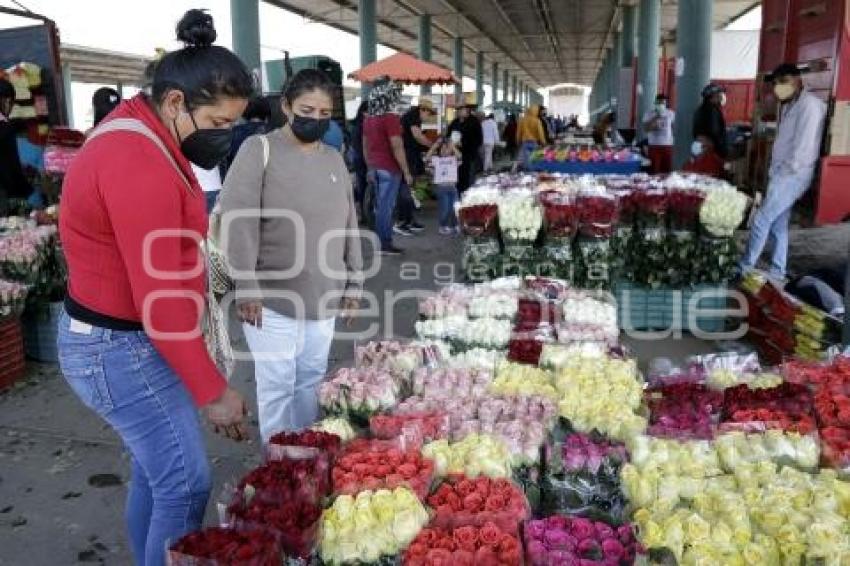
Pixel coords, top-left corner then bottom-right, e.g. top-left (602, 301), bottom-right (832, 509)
top-left (176, 9), bottom-right (217, 48)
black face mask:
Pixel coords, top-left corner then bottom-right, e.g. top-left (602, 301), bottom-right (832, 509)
top-left (175, 111), bottom-right (232, 169)
top-left (290, 114), bottom-right (330, 143)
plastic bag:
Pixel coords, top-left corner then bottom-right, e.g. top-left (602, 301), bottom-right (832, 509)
top-left (540, 469), bottom-right (629, 525)
top-left (462, 236), bottom-right (500, 282)
top-left (576, 237), bottom-right (613, 290)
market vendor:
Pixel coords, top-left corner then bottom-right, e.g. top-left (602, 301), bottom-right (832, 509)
top-left (517, 104), bottom-right (547, 167)
top-left (0, 78), bottom-right (33, 214)
top-left (447, 103), bottom-right (483, 193)
top-left (693, 83), bottom-right (729, 159)
top-left (58, 11), bottom-right (252, 566)
top-left (740, 63), bottom-right (827, 280)
top-left (642, 93), bottom-right (675, 174)
top-left (398, 98), bottom-right (437, 233)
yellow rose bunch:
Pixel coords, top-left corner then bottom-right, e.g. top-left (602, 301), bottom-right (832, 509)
top-left (491, 361), bottom-right (558, 399)
top-left (319, 487), bottom-right (429, 564)
top-left (707, 369), bottom-right (783, 390)
top-left (716, 430), bottom-right (820, 473)
top-left (311, 417), bottom-right (357, 443)
top-left (422, 433), bottom-right (512, 478)
top-left (555, 354), bottom-right (645, 441)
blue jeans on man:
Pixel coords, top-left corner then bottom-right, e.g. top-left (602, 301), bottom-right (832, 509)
top-left (740, 169), bottom-right (813, 278)
top-left (371, 169), bottom-right (402, 249)
top-left (57, 311), bottom-right (210, 566)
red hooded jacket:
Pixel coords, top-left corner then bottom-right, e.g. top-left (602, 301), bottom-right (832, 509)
top-left (60, 94), bottom-right (226, 406)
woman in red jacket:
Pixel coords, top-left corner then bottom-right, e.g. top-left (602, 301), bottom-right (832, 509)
top-left (58, 10), bottom-right (253, 565)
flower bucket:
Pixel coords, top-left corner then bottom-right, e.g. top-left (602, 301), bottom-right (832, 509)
top-left (21, 300), bottom-right (63, 362)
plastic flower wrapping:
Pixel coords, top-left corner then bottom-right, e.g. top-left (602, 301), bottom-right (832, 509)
top-left (355, 340), bottom-right (423, 382)
top-left (319, 487), bottom-right (430, 564)
top-left (492, 361), bottom-right (558, 399)
top-left (646, 382), bottom-right (723, 440)
top-left (423, 434), bottom-right (513, 478)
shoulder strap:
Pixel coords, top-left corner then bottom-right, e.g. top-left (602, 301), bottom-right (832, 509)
top-left (260, 134), bottom-right (269, 169)
top-left (86, 118), bottom-right (195, 193)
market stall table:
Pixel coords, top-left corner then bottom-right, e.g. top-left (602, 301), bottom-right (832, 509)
top-left (528, 159), bottom-right (643, 175)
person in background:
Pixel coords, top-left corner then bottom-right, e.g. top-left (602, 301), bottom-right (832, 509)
top-left (447, 104), bottom-right (483, 193)
top-left (398, 99), bottom-right (437, 235)
top-left (481, 113), bottom-right (499, 172)
top-left (193, 162), bottom-right (224, 213)
top-left (0, 78), bottom-right (32, 214)
top-left (502, 113), bottom-right (518, 161)
top-left (425, 136), bottom-right (461, 235)
top-left (363, 77), bottom-right (410, 255)
top-left (693, 83), bottom-right (729, 159)
top-left (322, 118), bottom-right (345, 152)
top-left (682, 137), bottom-right (725, 178)
top-left (642, 93), bottom-right (675, 174)
top-left (538, 105), bottom-right (554, 144)
top-left (349, 101), bottom-right (369, 213)
top-left (517, 104), bottom-right (547, 167)
top-left (740, 63), bottom-right (827, 281)
top-left (593, 112), bottom-right (622, 146)
top-left (567, 114), bottom-right (580, 131)
top-left (222, 68), bottom-right (362, 442)
top-left (58, 11), bottom-right (251, 566)
top-left (225, 96), bottom-right (270, 173)
top-left (92, 87), bottom-right (121, 127)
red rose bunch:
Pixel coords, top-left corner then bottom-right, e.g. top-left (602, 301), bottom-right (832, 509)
top-left (226, 497), bottom-right (321, 559)
top-left (666, 189), bottom-right (704, 231)
top-left (815, 387), bottom-right (850, 428)
top-left (524, 277), bottom-right (570, 302)
top-left (426, 475), bottom-right (530, 534)
top-left (238, 457), bottom-right (329, 505)
top-left (267, 430), bottom-right (342, 470)
top-left (631, 189), bottom-right (668, 228)
top-left (370, 412), bottom-right (450, 443)
top-left (515, 297), bottom-right (559, 329)
top-left (785, 357), bottom-right (850, 388)
top-left (332, 439), bottom-right (434, 499)
top-left (721, 383), bottom-right (815, 434)
top-left (507, 338), bottom-right (544, 366)
top-left (542, 197), bottom-right (580, 239)
top-left (169, 527), bottom-right (280, 566)
top-left (756, 282), bottom-right (801, 324)
top-left (820, 426), bottom-right (850, 468)
top-left (459, 204), bottom-right (499, 237)
top-left (647, 383), bottom-right (723, 440)
top-left (577, 194), bottom-right (618, 238)
top-left (403, 522), bottom-right (522, 566)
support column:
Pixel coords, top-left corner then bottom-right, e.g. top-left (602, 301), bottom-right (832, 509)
top-left (502, 69), bottom-right (509, 102)
top-left (419, 14), bottom-right (432, 95)
top-left (637, 0), bottom-right (661, 137)
top-left (475, 51), bottom-right (485, 106)
top-left (231, 0), bottom-right (262, 85)
top-left (359, 0), bottom-right (377, 98)
top-left (491, 61), bottom-right (499, 108)
top-left (622, 5), bottom-right (638, 66)
top-left (610, 34), bottom-right (622, 109)
top-left (512, 76), bottom-right (518, 103)
top-left (61, 62), bottom-right (73, 128)
top-left (673, 0), bottom-right (713, 166)
top-left (453, 37), bottom-right (464, 101)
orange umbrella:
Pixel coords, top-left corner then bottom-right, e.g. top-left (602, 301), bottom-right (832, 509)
top-left (348, 52), bottom-right (460, 86)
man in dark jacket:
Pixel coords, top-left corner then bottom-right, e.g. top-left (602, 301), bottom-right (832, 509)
top-left (0, 79), bottom-right (32, 215)
top-left (447, 104), bottom-right (483, 193)
top-left (692, 83), bottom-right (728, 159)
top-left (396, 99), bottom-right (437, 233)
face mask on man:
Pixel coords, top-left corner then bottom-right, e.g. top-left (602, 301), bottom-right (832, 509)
top-left (176, 109), bottom-right (233, 169)
top-left (774, 83), bottom-right (796, 102)
top-left (655, 102), bottom-right (666, 113)
top-left (719, 93), bottom-right (727, 106)
top-left (691, 140), bottom-right (704, 157)
top-left (289, 114), bottom-right (330, 143)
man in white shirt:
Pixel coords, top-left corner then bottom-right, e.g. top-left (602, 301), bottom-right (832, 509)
top-left (481, 113), bottom-right (500, 172)
top-left (741, 63), bottom-right (827, 280)
top-left (642, 93), bottom-right (675, 174)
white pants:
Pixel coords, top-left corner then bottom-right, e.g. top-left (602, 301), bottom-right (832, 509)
top-left (243, 308), bottom-right (336, 441)
top-left (482, 144), bottom-right (495, 171)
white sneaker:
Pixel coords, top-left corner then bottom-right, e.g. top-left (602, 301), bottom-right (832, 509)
top-left (438, 226), bottom-right (451, 235)
top-left (413, 196), bottom-right (422, 210)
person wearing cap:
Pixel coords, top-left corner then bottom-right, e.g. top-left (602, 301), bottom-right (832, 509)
top-left (693, 83), bottom-right (729, 159)
top-left (397, 99), bottom-right (436, 235)
top-left (447, 103), bottom-right (483, 193)
top-left (740, 63), bottom-right (827, 280)
top-left (0, 78), bottom-right (32, 214)
top-left (642, 93), bottom-right (675, 174)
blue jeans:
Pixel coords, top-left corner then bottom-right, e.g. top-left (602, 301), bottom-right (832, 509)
top-left (397, 180), bottom-right (416, 225)
top-left (371, 169), bottom-right (401, 248)
top-left (204, 190), bottom-right (220, 214)
top-left (436, 184), bottom-right (458, 228)
top-left (740, 170), bottom-right (812, 278)
top-left (519, 141), bottom-right (538, 168)
top-left (57, 311), bottom-right (210, 566)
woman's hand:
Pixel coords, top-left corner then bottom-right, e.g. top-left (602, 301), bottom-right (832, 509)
top-left (340, 297), bottom-right (361, 328)
top-left (205, 387), bottom-right (248, 441)
top-left (238, 301), bottom-right (263, 327)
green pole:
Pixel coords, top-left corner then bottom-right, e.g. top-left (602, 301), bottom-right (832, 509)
top-left (359, 0), bottom-right (377, 99)
top-left (61, 62), bottom-right (73, 128)
top-left (502, 69), bottom-right (509, 103)
top-left (475, 51), bottom-right (485, 107)
top-left (512, 76), bottom-right (518, 103)
top-left (622, 5), bottom-right (638, 66)
top-left (453, 37), bottom-right (464, 101)
top-left (419, 14), bottom-right (432, 95)
top-left (610, 34), bottom-right (622, 110)
top-left (637, 0), bottom-right (661, 137)
top-left (230, 0), bottom-right (261, 86)
top-left (491, 61), bottom-right (499, 107)
top-left (673, 0), bottom-right (713, 166)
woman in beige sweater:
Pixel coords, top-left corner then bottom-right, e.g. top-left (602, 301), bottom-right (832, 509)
top-left (221, 69), bottom-right (363, 441)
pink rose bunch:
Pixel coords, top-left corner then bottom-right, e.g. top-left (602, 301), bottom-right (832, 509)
top-left (560, 433), bottom-right (627, 474)
top-left (419, 294), bottom-right (468, 319)
top-left (524, 516), bottom-right (644, 566)
top-left (647, 382), bottom-right (723, 440)
top-left (354, 340), bottom-right (423, 381)
top-left (318, 367), bottom-right (398, 417)
top-left (411, 368), bottom-right (493, 399)
top-left (370, 412), bottom-right (450, 443)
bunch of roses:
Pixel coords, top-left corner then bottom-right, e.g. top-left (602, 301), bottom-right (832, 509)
top-left (237, 457), bottom-right (329, 505)
top-left (576, 191), bottom-right (618, 238)
top-left (468, 292), bottom-right (519, 319)
top-left (714, 430), bottom-right (820, 472)
top-left (784, 357), bottom-right (850, 387)
top-left (169, 527), bottom-right (280, 565)
top-left (814, 385), bottom-right (850, 428)
top-left (516, 296), bottom-right (560, 328)
top-left (423, 434), bottom-right (513, 479)
top-left (492, 361), bottom-right (558, 399)
top-left (0, 278), bottom-right (28, 319)
top-left (646, 382), bottom-right (723, 440)
top-left (311, 417), bottom-right (358, 443)
top-left (542, 194), bottom-right (580, 239)
top-left (426, 475), bottom-right (530, 534)
top-left (403, 522), bottom-right (522, 566)
top-left (443, 348), bottom-right (507, 371)
top-left (557, 432), bottom-right (628, 474)
top-left (355, 340), bottom-right (423, 382)
top-left (267, 429), bottom-right (341, 460)
top-left (820, 426), bottom-right (850, 468)
top-left (458, 203), bottom-right (500, 237)
top-left (411, 367), bottom-right (493, 399)
top-left (721, 383), bottom-right (816, 434)
top-left (419, 293), bottom-right (468, 319)
top-left (318, 367), bottom-right (398, 419)
top-left (524, 516), bottom-right (643, 566)
top-left (666, 188), bottom-right (705, 232)
top-left (507, 337), bottom-right (545, 366)
top-left (369, 412), bottom-right (450, 443)
top-left (331, 439), bottom-right (435, 499)
top-left (225, 495), bottom-right (321, 559)
top-left (632, 188), bottom-right (668, 229)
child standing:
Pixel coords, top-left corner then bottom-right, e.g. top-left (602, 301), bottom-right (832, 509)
top-left (425, 136), bottom-right (461, 235)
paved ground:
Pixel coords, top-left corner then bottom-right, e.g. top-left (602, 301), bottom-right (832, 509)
top-left (0, 199), bottom-right (830, 565)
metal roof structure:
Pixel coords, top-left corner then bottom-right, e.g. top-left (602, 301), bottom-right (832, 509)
top-left (60, 44), bottom-right (151, 86)
top-left (265, 0), bottom-right (758, 90)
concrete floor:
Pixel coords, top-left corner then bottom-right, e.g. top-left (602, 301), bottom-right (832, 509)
top-left (0, 202), bottom-right (781, 565)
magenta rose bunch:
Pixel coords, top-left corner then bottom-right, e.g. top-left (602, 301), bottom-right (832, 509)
top-left (523, 516), bottom-right (644, 566)
top-left (559, 433), bottom-right (627, 474)
top-left (646, 382), bottom-right (723, 440)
